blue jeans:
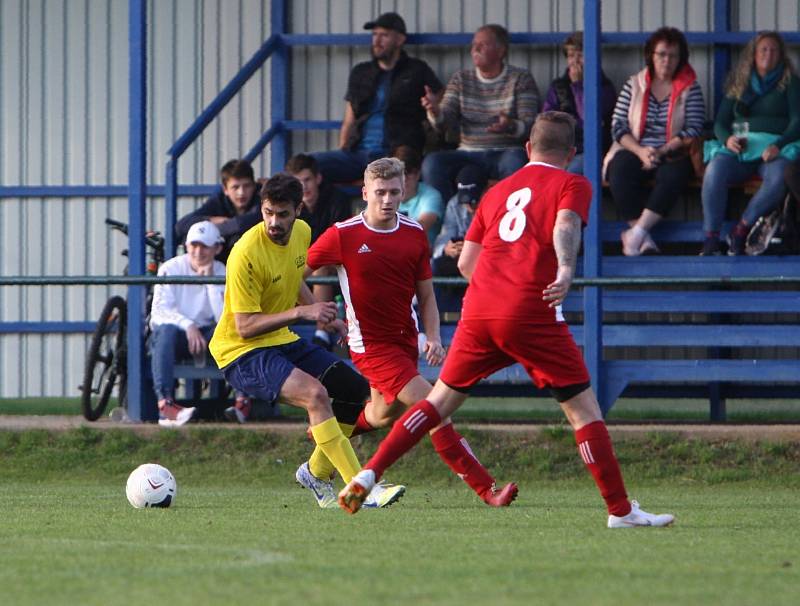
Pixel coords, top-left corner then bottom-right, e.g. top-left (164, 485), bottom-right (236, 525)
top-left (149, 323), bottom-right (216, 400)
top-left (312, 149), bottom-right (387, 183)
top-left (701, 153), bottom-right (790, 232)
top-left (421, 148), bottom-right (529, 202)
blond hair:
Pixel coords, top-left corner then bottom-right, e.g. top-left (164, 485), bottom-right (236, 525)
top-left (726, 31), bottom-right (795, 100)
top-left (364, 157), bottom-right (405, 183)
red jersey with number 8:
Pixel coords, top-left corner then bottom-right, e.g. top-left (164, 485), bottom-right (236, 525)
top-left (462, 162), bottom-right (592, 323)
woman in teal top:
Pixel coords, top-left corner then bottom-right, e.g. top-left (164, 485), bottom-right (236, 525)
top-left (700, 31), bottom-right (800, 255)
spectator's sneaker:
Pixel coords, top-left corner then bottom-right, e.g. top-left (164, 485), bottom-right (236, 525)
top-left (295, 462), bottom-right (337, 509)
top-left (700, 236), bottom-right (724, 256)
top-left (362, 480), bottom-right (406, 509)
top-left (621, 228), bottom-right (644, 256)
top-left (482, 482), bottom-right (518, 507)
top-left (639, 232), bottom-right (660, 255)
top-left (157, 398), bottom-right (195, 427)
top-left (224, 395), bottom-right (252, 424)
top-left (727, 231), bottom-right (747, 256)
top-left (338, 469), bottom-right (376, 514)
top-left (607, 500), bottom-right (675, 528)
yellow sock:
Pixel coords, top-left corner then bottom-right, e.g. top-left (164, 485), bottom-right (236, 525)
top-left (309, 418), bottom-right (360, 483)
top-left (309, 422), bottom-right (354, 480)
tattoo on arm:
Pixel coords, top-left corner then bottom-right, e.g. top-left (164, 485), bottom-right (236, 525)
top-left (553, 210), bottom-right (582, 270)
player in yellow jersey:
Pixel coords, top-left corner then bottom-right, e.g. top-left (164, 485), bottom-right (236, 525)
top-left (210, 173), bottom-right (404, 509)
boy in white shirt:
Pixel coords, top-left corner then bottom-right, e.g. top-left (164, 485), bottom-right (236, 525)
top-left (149, 221), bottom-right (226, 426)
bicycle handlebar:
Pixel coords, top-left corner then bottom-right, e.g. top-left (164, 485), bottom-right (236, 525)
top-left (105, 218), bottom-right (164, 252)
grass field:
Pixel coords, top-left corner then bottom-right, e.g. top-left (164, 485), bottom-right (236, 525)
top-left (1, 427), bottom-right (799, 605)
top-left (4, 395), bottom-right (800, 423)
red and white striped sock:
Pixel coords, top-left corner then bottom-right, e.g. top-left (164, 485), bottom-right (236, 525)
top-left (348, 408), bottom-right (376, 437)
top-left (575, 421), bottom-right (631, 516)
top-left (430, 423), bottom-right (495, 499)
top-left (365, 399), bottom-right (441, 480)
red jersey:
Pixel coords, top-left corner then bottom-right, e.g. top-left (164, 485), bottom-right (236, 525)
top-left (462, 162), bottom-right (591, 323)
top-left (307, 213), bottom-right (432, 353)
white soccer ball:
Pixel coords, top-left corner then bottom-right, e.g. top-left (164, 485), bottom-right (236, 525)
top-left (126, 463), bottom-right (177, 509)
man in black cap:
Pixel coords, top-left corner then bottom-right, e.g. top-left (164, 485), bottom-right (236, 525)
top-left (431, 163), bottom-right (489, 311)
top-left (312, 12), bottom-right (443, 184)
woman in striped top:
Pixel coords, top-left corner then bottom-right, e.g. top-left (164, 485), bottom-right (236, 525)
top-left (603, 27), bottom-right (706, 256)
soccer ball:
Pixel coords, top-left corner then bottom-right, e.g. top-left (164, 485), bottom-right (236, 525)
top-left (126, 463), bottom-right (177, 509)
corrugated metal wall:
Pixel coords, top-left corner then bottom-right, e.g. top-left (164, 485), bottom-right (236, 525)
top-left (0, 0), bottom-right (274, 398)
top-left (1, 0), bottom-right (798, 398)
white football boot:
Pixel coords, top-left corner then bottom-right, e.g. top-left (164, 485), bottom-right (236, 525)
top-left (295, 462), bottom-right (337, 509)
top-left (607, 500), bottom-right (675, 528)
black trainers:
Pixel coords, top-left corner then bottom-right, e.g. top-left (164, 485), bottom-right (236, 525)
top-left (700, 236), bottom-right (724, 256)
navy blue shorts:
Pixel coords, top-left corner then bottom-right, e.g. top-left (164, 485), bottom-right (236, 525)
top-left (222, 338), bottom-right (339, 404)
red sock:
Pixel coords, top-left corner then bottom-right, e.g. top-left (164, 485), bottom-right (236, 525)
top-left (349, 409), bottom-right (375, 437)
top-left (430, 424), bottom-right (495, 499)
top-left (365, 399), bottom-right (441, 480)
top-left (575, 421), bottom-right (631, 516)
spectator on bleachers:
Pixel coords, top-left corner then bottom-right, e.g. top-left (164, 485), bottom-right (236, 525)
top-left (285, 153), bottom-right (352, 351)
top-left (392, 145), bottom-right (444, 247)
top-left (700, 31), bottom-right (800, 256)
top-left (542, 32), bottom-right (616, 175)
top-left (175, 159), bottom-right (261, 263)
top-left (150, 221), bottom-right (227, 427)
top-left (603, 27), bottom-right (705, 256)
top-left (431, 163), bottom-right (489, 311)
top-left (420, 24), bottom-right (539, 202)
top-left (312, 12), bottom-right (443, 184)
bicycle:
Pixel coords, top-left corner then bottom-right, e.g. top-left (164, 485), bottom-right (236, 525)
top-left (79, 218), bottom-right (165, 421)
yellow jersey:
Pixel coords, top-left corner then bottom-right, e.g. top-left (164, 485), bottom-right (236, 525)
top-left (210, 219), bottom-right (311, 368)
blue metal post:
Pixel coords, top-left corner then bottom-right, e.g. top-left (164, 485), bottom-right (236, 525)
top-left (270, 0), bottom-right (288, 175)
top-left (712, 0), bottom-right (732, 112)
top-left (127, 0), bottom-right (151, 421)
top-left (165, 159), bottom-right (177, 257)
top-left (582, 0), bottom-right (607, 412)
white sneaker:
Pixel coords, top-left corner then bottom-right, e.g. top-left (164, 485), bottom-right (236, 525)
top-left (621, 227), bottom-right (645, 256)
top-left (157, 399), bottom-right (196, 427)
top-left (295, 462), bottom-right (337, 509)
top-left (363, 480), bottom-right (406, 509)
top-left (607, 499), bottom-right (675, 528)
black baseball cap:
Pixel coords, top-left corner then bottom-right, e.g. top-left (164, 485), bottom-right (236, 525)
top-left (363, 12), bottom-right (407, 35)
top-left (456, 164), bottom-right (489, 205)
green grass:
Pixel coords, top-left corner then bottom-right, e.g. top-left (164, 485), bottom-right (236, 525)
top-left (2, 395), bottom-right (800, 423)
top-left (1, 428), bottom-right (799, 605)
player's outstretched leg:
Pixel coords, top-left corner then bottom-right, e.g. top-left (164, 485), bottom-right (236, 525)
top-left (564, 388), bottom-right (675, 528)
top-left (338, 399), bottom-right (442, 514)
top-left (429, 423), bottom-right (517, 507)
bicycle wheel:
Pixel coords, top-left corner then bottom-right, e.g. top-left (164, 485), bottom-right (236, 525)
top-left (80, 296), bottom-right (127, 421)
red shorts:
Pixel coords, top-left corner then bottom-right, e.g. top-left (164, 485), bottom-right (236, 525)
top-left (350, 341), bottom-right (420, 404)
top-left (439, 319), bottom-right (590, 391)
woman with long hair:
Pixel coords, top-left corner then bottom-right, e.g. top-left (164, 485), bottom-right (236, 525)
top-left (700, 31), bottom-right (800, 255)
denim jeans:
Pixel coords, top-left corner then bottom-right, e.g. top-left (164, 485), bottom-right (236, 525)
top-left (311, 149), bottom-right (387, 184)
top-left (149, 323), bottom-right (216, 400)
top-left (701, 153), bottom-right (790, 232)
top-left (421, 148), bottom-right (529, 202)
